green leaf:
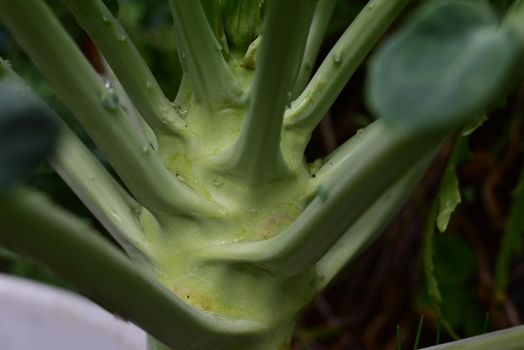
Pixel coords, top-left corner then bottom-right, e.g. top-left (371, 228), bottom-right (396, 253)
top-left (495, 162), bottom-right (524, 294)
top-left (102, 0), bottom-right (119, 17)
top-left (223, 0), bottom-right (264, 49)
top-left (436, 166), bottom-right (461, 233)
top-left (0, 79), bottom-right (59, 193)
top-left (366, 0), bottom-right (522, 132)
top-left (435, 137), bottom-right (473, 233)
top-left (423, 204), bottom-right (461, 340)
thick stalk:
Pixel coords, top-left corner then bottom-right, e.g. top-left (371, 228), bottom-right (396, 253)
top-left (226, 0), bottom-right (317, 184)
top-left (0, 0), bottom-right (217, 215)
top-left (102, 60), bottom-right (159, 151)
top-left (420, 324), bottom-right (524, 349)
top-left (0, 189), bottom-right (265, 350)
top-left (168, 0), bottom-right (241, 108)
top-left (0, 57), bottom-right (150, 263)
top-left (204, 122), bottom-right (445, 276)
top-left (315, 151), bottom-right (434, 289)
top-left (52, 129), bottom-right (152, 264)
top-left (308, 121), bottom-right (382, 192)
top-left (291, 0), bottom-right (338, 98)
top-left (284, 0), bottom-right (411, 131)
top-left (62, 0), bottom-right (185, 134)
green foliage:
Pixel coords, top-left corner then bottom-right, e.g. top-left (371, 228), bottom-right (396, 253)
top-left (223, 0), bottom-right (264, 49)
top-left (0, 78), bottom-right (58, 193)
top-left (436, 137), bottom-right (473, 232)
top-left (495, 162), bottom-right (524, 294)
top-left (422, 232), bottom-right (485, 338)
top-left (434, 235), bottom-right (484, 336)
top-left (367, 0), bottom-right (522, 132)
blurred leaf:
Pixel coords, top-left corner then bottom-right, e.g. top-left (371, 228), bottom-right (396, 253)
top-left (366, 0), bottom-right (522, 132)
top-left (462, 114), bottom-right (487, 136)
top-left (423, 224), bottom-right (483, 337)
top-left (436, 164), bottom-right (461, 233)
top-left (424, 133), bottom-right (481, 339)
top-left (425, 204), bottom-right (442, 304)
top-left (435, 235), bottom-right (485, 336)
top-left (0, 78), bottom-right (59, 193)
top-left (436, 136), bottom-right (475, 232)
top-left (495, 161), bottom-right (524, 294)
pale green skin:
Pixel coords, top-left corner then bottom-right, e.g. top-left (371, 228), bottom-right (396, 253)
top-left (144, 73), bottom-right (315, 346)
top-left (1, 0), bottom-right (524, 349)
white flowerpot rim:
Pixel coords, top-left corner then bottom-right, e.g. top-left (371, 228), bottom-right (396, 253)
top-left (0, 273), bottom-right (146, 350)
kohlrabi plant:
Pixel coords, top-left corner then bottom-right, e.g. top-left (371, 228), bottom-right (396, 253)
top-left (1, 0), bottom-right (524, 349)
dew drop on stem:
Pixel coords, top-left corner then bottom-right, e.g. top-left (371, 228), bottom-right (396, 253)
top-left (317, 184), bottom-right (329, 201)
top-left (332, 52), bottom-right (342, 65)
top-left (101, 78), bottom-right (119, 111)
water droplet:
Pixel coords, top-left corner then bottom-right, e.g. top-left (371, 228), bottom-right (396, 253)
top-left (102, 94), bottom-right (119, 111)
top-left (332, 52), bottom-right (342, 65)
top-left (142, 145), bottom-right (150, 154)
top-left (212, 177), bottom-right (224, 186)
top-left (116, 33), bottom-right (126, 42)
top-left (368, 3), bottom-right (375, 9)
top-left (145, 80), bottom-right (153, 89)
top-left (356, 128), bottom-right (365, 137)
top-left (317, 184), bottom-right (329, 201)
top-left (102, 15), bottom-right (110, 24)
top-left (101, 79), bottom-right (119, 111)
top-left (103, 78), bottom-right (112, 89)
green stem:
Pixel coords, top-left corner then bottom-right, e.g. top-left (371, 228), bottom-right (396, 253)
top-left (0, 57), bottom-right (150, 262)
top-left (205, 121), bottom-right (445, 276)
top-left (202, 0), bottom-right (230, 57)
top-left (291, 0), bottom-right (338, 98)
top-left (168, 0), bottom-right (241, 108)
top-left (226, 0), bottom-right (317, 184)
top-left (308, 122), bottom-right (382, 192)
top-left (102, 61), bottom-right (159, 150)
top-left (62, 0), bottom-right (185, 134)
top-left (0, 0), bottom-right (217, 215)
top-left (52, 129), bottom-right (152, 264)
top-left (284, 0), bottom-right (411, 131)
top-left (0, 189), bottom-right (265, 350)
top-left (419, 324), bottom-right (524, 350)
top-left (315, 151), bottom-right (433, 289)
